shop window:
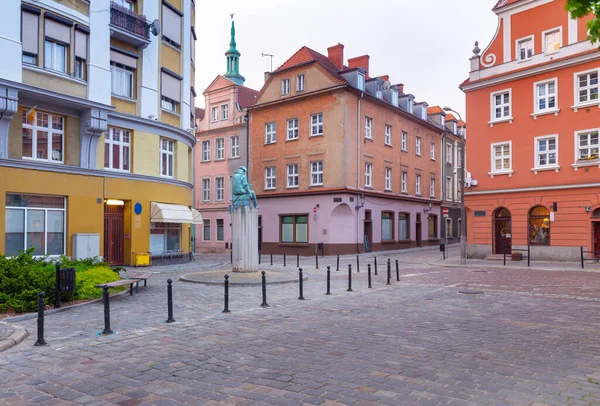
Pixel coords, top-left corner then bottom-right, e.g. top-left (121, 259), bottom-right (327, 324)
top-left (398, 213), bottom-right (410, 240)
top-left (428, 214), bottom-right (438, 239)
top-left (381, 211), bottom-right (394, 241)
top-left (22, 109), bottom-right (64, 163)
top-left (150, 222), bottom-right (180, 252)
top-left (281, 215), bottom-right (308, 243)
top-left (529, 206), bottom-right (550, 245)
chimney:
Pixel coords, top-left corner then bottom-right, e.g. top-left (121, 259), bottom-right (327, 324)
top-left (380, 75), bottom-right (389, 82)
top-left (397, 83), bottom-right (404, 93)
top-left (327, 43), bottom-right (345, 69)
top-left (348, 55), bottom-right (370, 77)
top-left (264, 71), bottom-right (270, 83)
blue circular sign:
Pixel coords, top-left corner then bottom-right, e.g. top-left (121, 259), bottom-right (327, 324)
top-left (134, 203), bottom-right (142, 215)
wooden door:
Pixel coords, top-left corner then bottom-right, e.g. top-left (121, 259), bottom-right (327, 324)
top-left (364, 210), bottom-right (372, 252)
top-left (594, 223), bottom-right (600, 256)
top-left (416, 213), bottom-right (422, 247)
top-left (104, 205), bottom-right (124, 265)
top-left (493, 207), bottom-right (512, 254)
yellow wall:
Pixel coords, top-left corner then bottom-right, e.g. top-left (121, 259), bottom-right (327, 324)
top-left (161, 44), bottom-right (181, 76)
top-left (66, 116), bottom-right (81, 166)
top-left (132, 131), bottom-right (160, 176)
top-left (176, 142), bottom-right (189, 182)
top-left (8, 111), bottom-right (21, 159)
top-left (22, 70), bottom-right (87, 99)
top-left (111, 97), bottom-right (137, 116)
top-left (168, 0), bottom-right (182, 11)
top-left (160, 110), bottom-right (180, 127)
top-left (96, 134), bottom-right (105, 170)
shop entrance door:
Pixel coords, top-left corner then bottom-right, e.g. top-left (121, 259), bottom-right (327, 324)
top-left (104, 204), bottom-right (124, 265)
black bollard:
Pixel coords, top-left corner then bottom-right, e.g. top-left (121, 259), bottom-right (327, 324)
top-left (54, 263), bottom-right (61, 309)
top-left (270, 253), bottom-right (273, 266)
top-left (386, 259), bottom-right (392, 285)
top-left (102, 286), bottom-right (113, 335)
top-left (368, 264), bottom-right (372, 289)
top-left (298, 268), bottom-right (305, 300)
top-left (34, 292), bottom-right (47, 346)
top-left (374, 257), bottom-right (378, 275)
top-left (166, 279), bottom-right (175, 323)
top-left (326, 266), bottom-right (331, 295)
top-left (284, 253), bottom-right (286, 267)
top-left (297, 253), bottom-right (299, 268)
top-left (336, 254), bottom-right (340, 271)
top-left (261, 271), bottom-right (269, 308)
top-left (259, 251), bottom-right (261, 265)
top-left (230, 250), bottom-right (233, 264)
top-left (356, 255), bottom-right (360, 273)
top-left (315, 254), bottom-right (319, 270)
top-left (395, 259), bottom-right (400, 282)
top-left (223, 275), bottom-right (231, 313)
top-left (347, 264), bottom-right (353, 292)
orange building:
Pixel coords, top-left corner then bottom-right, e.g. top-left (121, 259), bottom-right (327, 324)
top-left (461, 0), bottom-right (598, 260)
top-left (249, 44), bottom-right (446, 255)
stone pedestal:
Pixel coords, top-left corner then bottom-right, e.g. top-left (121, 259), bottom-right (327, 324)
top-left (232, 206), bottom-right (259, 272)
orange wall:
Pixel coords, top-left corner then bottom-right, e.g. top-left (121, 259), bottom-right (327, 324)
top-left (511, 1), bottom-right (569, 56)
top-left (481, 19), bottom-right (504, 68)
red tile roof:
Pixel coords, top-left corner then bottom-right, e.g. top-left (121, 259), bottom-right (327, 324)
top-left (457, 119), bottom-right (466, 127)
top-left (275, 46), bottom-right (345, 83)
top-left (237, 85), bottom-right (260, 108)
top-left (195, 108), bottom-right (205, 120)
top-left (427, 106), bottom-right (444, 115)
top-left (445, 113), bottom-right (458, 122)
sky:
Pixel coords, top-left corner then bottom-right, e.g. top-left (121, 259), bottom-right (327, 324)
top-left (195, 0), bottom-right (500, 121)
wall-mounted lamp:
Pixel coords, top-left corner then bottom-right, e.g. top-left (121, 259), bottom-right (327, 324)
top-left (105, 199), bottom-right (125, 206)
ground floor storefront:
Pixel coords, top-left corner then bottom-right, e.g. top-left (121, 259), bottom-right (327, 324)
top-left (465, 186), bottom-right (600, 261)
top-left (0, 166), bottom-right (195, 266)
top-left (194, 208), bottom-right (231, 253)
top-left (440, 205), bottom-right (462, 242)
top-left (257, 192), bottom-right (441, 255)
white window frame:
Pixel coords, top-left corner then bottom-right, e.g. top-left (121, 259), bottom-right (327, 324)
top-left (110, 63), bottom-right (134, 98)
top-left (401, 131), bottom-right (408, 151)
top-left (221, 104), bottom-right (229, 120)
top-left (489, 141), bottom-right (513, 177)
top-left (574, 68), bottom-right (600, 108)
top-left (265, 167), bottom-right (276, 190)
top-left (415, 174), bottom-right (421, 196)
top-left (364, 163), bottom-right (373, 187)
top-left (104, 127), bottom-right (131, 172)
top-left (311, 113), bottom-right (323, 136)
top-left (265, 122), bottom-right (276, 144)
top-left (533, 134), bottom-right (559, 173)
top-left (357, 72), bottom-right (365, 91)
top-left (201, 178), bottom-right (211, 202)
top-left (215, 138), bottom-right (225, 160)
top-left (286, 164), bottom-right (299, 188)
top-left (542, 27), bottom-right (562, 54)
top-left (489, 89), bottom-right (513, 124)
top-left (401, 171), bottom-right (407, 193)
top-left (446, 177), bottom-right (453, 201)
top-left (202, 219), bottom-right (210, 241)
top-left (159, 138), bottom-right (175, 178)
top-left (430, 142), bottom-right (436, 160)
top-left (215, 177), bottom-right (225, 201)
top-left (212, 106), bottom-right (219, 122)
top-left (384, 167), bottom-right (392, 191)
top-left (376, 82), bottom-right (383, 99)
top-left (392, 90), bottom-right (399, 107)
top-left (384, 125), bottom-right (392, 146)
top-left (230, 136), bottom-right (240, 158)
top-left (575, 129), bottom-right (600, 163)
top-left (287, 118), bottom-right (299, 141)
top-left (515, 35), bottom-right (534, 62)
top-left (415, 137), bottom-right (421, 156)
top-left (44, 39), bottom-right (66, 73)
top-left (446, 143), bottom-right (453, 165)
top-left (310, 161), bottom-right (323, 186)
top-left (201, 140), bottom-right (211, 162)
top-left (533, 78), bottom-right (559, 116)
top-left (22, 110), bottom-right (64, 164)
top-left (430, 177), bottom-right (435, 197)
top-left (281, 78), bottom-right (290, 95)
top-left (296, 74), bottom-right (305, 92)
top-left (365, 117), bottom-right (372, 139)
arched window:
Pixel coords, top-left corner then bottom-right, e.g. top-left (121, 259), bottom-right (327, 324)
top-left (528, 206), bottom-right (550, 245)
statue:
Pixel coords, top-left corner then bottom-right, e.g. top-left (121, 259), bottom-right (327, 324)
top-left (230, 166), bottom-right (258, 211)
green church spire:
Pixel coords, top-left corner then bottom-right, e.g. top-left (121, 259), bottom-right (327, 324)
top-left (224, 17), bottom-right (245, 85)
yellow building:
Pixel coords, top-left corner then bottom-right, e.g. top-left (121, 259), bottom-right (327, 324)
top-left (0, 0), bottom-right (198, 265)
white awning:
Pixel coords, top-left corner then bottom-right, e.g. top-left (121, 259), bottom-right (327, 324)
top-left (150, 202), bottom-right (194, 224)
top-left (192, 209), bottom-right (203, 225)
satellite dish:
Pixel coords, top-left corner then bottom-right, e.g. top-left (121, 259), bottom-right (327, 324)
top-left (150, 19), bottom-right (160, 36)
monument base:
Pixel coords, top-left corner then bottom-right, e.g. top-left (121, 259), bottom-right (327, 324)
top-left (231, 206), bottom-right (259, 273)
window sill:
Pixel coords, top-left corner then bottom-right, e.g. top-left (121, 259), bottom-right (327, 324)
top-left (544, 50), bottom-right (560, 57)
top-left (286, 137), bottom-right (299, 142)
top-left (488, 117), bottom-right (514, 127)
top-left (384, 188), bottom-right (393, 192)
top-left (531, 108), bottom-right (560, 119)
top-left (310, 134), bottom-right (324, 138)
top-left (22, 157), bottom-right (64, 165)
top-left (364, 137), bottom-right (373, 143)
top-left (364, 186), bottom-right (374, 190)
top-left (103, 167), bottom-right (131, 174)
top-left (112, 94), bottom-right (137, 103)
top-left (310, 184), bottom-right (324, 188)
top-left (264, 187), bottom-right (276, 191)
top-left (531, 165), bottom-right (560, 174)
top-left (517, 57), bottom-right (532, 64)
top-left (215, 158), bottom-right (225, 162)
top-left (228, 156), bottom-right (240, 160)
top-left (572, 161), bottom-right (600, 171)
top-left (200, 201), bottom-right (211, 204)
top-left (279, 243), bottom-right (309, 247)
top-left (286, 186), bottom-right (299, 190)
top-left (384, 143), bottom-right (392, 148)
top-left (161, 108), bottom-right (180, 117)
top-left (200, 160), bottom-right (211, 163)
top-left (571, 102), bottom-right (600, 112)
top-left (401, 149), bottom-right (408, 153)
top-left (264, 142), bottom-right (277, 146)
top-left (430, 158), bottom-right (436, 161)
top-left (488, 170), bottom-right (514, 178)
top-left (159, 175), bottom-right (174, 179)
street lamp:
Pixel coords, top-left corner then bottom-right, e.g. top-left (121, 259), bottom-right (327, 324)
top-left (443, 107), bottom-right (467, 265)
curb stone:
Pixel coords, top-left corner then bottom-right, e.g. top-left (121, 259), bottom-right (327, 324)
top-left (0, 322), bottom-right (28, 352)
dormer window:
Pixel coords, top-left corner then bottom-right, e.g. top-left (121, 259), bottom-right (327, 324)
top-left (376, 82), bottom-right (383, 99)
top-left (281, 78), bottom-right (290, 95)
top-left (357, 73), bottom-right (365, 91)
top-left (440, 116), bottom-right (445, 127)
top-left (544, 28), bottom-right (561, 54)
top-left (516, 36), bottom-right (533, 61)
top-left (408, 99), bottom-right (414, 114)
top-left (392, 90), bottom-right (398, 107)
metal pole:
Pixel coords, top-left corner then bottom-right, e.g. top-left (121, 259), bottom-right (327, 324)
top-left (259, 250), bottom-right (261, 265)
top-left (395, 259), bottom-right (400, 281)
top-left (230, 250), bottom-right (233, 264)
top-left (347, 264), bottom-right (353, 292)
top-left (336, 254), bottom-right (339, 271)
top-left (460, 137), bottom-right (467, 265)
top-left (374, 257), bottom-right (378, 275)
top-left (386, 259), bottom-right (391, 285)
top-left (297, 253), bottom-right (299, 268)
top-left (166, 279), bottom-right (175, 323)
top-left (356, 255), bottom-right (360, 273)
top-left (261, 271), bottom-right (269, 307)
top-left (34, 292), bottom-right (47, 346)
top-left (581, 246), bottom-right (585, 269)
top-left (326, 266), bottom-right (331, 295)
top-left (503, 251), bottom-right (506, 266)
top-left (367, 264), bottom-right (372, 289)
top-left (223, 275), bottom-right (231, 313)
top-left (54, 263), bottom-right (61, 309)
top-left (283, 253), bottom-right (286, 267)
top-left (102, 286), bottom-right (113, 335)
top-left (528, 245), bottom-right (531, 267)
top-left (315, 254), bottom-right (319, 270)
top-left (298, 268), bottom-right (305, 300)
top-left (270, 253), bottom-right (273, 266)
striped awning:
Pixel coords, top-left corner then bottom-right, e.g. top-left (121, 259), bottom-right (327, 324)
top-left (150, 202), bottom-right (194, 224)
top-left (191, 209), bottom-right (203, 225)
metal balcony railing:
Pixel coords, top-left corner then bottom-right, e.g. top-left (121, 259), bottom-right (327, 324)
top-left (110, 2), bottom-right (150, 40)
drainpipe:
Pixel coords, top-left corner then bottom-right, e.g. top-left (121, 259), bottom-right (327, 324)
top-left (441, 130), bottom-right (445, 241)
top-left (356, 92), bottom-right (363, 254)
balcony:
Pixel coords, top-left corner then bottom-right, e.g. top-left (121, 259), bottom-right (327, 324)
top-left (109, 2), bottom-right (151, 49)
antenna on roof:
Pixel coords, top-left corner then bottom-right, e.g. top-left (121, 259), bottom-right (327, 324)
top-left (261, 52), bottom-right (274, 72)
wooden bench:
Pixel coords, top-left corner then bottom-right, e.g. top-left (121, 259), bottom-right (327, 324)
top-left (126, 271), bottom-right (153, 293)
top-left (95, 279), bottom-right (140, 296)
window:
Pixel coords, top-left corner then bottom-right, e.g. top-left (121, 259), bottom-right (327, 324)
top-left (22, 110), bottom-right (64, 163)
top-left (576, 70), bottom-right (599, 105)
top-left (358, 73), bottom-right (365, 91)
top-left (212, 107), bottom-right (219, 122)
top-left (398, 213), bottom-right (410, 240)
top-left (287, 164), bottom-right (299, 188)
top-left (430, 178), bottom-right (435, 197)
top-left (401, 171), bottom-right (407, 193)
top-left (384, 125), bottom-right (392, 146)
top-left (202, 178), bottom-right (210, 202)
top-left (281, 79), bottom-right (290, 95)
top-left (296, 74), bottom-right (305, 92)
top-left (23, 54), bottom-right (37, 65)
top-left (265, 167), bottom-right (276, 190)
top-left (216, 219), bottom-right (224, 241)
top-left (215, 138), bottom-right (225, 160)
top-left (311, 161), bottom-right (323, 186)
top-left (162, 3), bottom-right (182, 48)
top-left (287, 118), bottom-right (299, 140)
top-left (401, 131), bottom-right (408, 151)
top-left (230, 136), bottom-right (239, 158)
top-left (535, 135), bottom-right (558, 168)
top-left (577, 130), bottom-right (599, 160)
top-left (446, 143), bottom-right (453, 165)
top-left (161, 97), bottom-right (178, 113)
top-left (215, 177), bottom-right (224, 201)
top-left (104, 127), bottom-right (130, 171)
top-left (74, 58), bottom-right (85, 80)
top-left (491, 142), bottom-right (512, 173)
top-left (382, 212), bottom-right (394, 241)
top-left (203, 219), bottom-right (210, 241)
top-left (201, 140), bottom-right (211, 162)
top-left (535, 80), bottom-right (557, 113)
top-left (428, 215), bottom-right (438, 239)
top-left (311, 113), bottom-right (323, 136)
top-left (544, 29), bottom-right (561, 53)
top-left (111, 63), bottom-right (134, 98)
top-left (160, 138), bottom-right (174, 177)
top-left (150, 222), bottom-right (180, 253)
top-left (430, 142), bottom-right (436, 160)
top-left (22, 11), bottom-right (39, 65)
top-left (44, 40), bottom-right (66, 73)
top-left (365, 117), bottom-right (372, 139)
top-left (5, 194), bottom-right (65, 256)
top-left (457, 147), bottom-right (462, 168)
top-left (265, 122), bottom-right (276, 144)
top-left (517, 36), bottom-right (533, 61)
top-left (529, 206), bottom-right (550, 245)
top-left (446, 177), bottom-right (453, 201)
top-left (221, 104), bottom-right (228, 120)
top-left (416, 174), bottom-right (422, 195)
top-left (160, 71), bottom-right (181, 112)
top-left (376, 82), bottom-right (383, 99)
top-left (392, 90), bottom-right (399, 107)
top-left (114, 0), bottom-right (134, 10)
top-left (416, 137), bottom-right (421, 156)
top-left (491, 90), bottom-right (512, 121)
top-left (365, 163), bottom-right (373, 187)
top-left (384, 168), bottom-right (392, 191)
top-left (281, 215), bottom-right (308, 243)
top-left (446, 218), bottom-right (453, 238)
top-left (408, 99), bottom-right (414, 114)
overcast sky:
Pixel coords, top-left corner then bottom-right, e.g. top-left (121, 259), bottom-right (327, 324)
top-left (196, 0), bottom-right (499, 121)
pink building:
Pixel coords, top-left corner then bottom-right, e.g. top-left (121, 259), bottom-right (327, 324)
top-left (194, 20), bottom-right (258, 253)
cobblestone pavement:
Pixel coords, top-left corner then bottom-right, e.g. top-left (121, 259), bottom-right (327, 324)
top-left (1, 249), bottom-right (600, 405)
top-left (0, 323), bottom-right (14, 340)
